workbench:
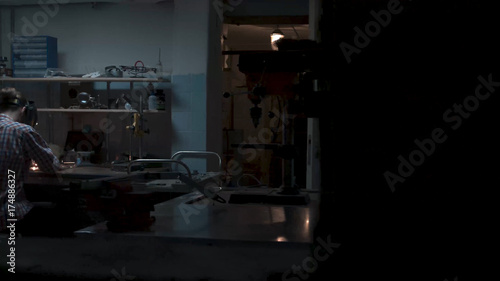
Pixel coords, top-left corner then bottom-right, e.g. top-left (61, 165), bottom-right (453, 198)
top-left (2, 168), bottom-right (319, 280)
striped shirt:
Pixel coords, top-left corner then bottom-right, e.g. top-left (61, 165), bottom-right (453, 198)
top-left (0, 113), bottom-right (62, 232)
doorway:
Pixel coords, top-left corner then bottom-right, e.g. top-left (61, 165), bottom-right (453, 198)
top-left (220, 23), bottom-right (309, 189)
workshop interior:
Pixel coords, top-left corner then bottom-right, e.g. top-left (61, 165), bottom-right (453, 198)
top-left (0, 0), bottom-right (497, 281)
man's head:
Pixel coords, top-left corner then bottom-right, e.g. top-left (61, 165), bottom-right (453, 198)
top-left (0, 87), bottom-right (27, 122)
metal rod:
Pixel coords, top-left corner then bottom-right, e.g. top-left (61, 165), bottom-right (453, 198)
top-left (129, 82), bottom-right (134, 162)
top-left (129, 118), bottom-right (133, 162)
top-left (171, 150), bottom-right (222, 172)
top-left (281, 99), bottom-right (286, 187)
top-left (106, 81), bottom-right (110, 163)
top-left (139, 133), bottom-right (142, 158)
top-left (47, 82), bottom-right (53, 143)
top-left (139, 94), bottom-right (143, 159)
top-left (105, 127), bottom-right (109, 162)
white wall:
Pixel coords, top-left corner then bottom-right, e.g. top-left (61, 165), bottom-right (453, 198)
top-left (9, 1), bottom-right (173, 75)
top-left (167, 0), bottom-right (223, 172)
top-left (206, 0), bottom-right (223, 171)
top-left (1, 1), bottom-right (175, 161)
top-left (171, 0), bottom-right (206, 75)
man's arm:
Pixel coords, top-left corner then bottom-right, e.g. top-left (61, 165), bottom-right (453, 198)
top-left (23, 127), bottom-right (63, 174)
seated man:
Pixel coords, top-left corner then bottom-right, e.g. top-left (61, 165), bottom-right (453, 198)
top-left (0, 87), bottom-right (65, 235)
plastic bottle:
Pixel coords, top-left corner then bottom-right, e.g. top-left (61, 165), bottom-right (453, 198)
top-left (148, 92), bottom-right (158, 110)
top-left (147, 82), bottom-right (158, 110)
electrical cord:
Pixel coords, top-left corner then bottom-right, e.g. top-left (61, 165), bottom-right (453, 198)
top-left (292, 24), bottom-right (300, 39)
top-left (237, 174), bottom-right (264, 187)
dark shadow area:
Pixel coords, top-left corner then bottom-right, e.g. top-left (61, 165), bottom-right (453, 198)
top-left (310, 1), bottom-right (498, 280)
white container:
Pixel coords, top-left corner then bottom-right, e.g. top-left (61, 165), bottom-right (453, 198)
top-left (148, 94), bottom-right (158, 110)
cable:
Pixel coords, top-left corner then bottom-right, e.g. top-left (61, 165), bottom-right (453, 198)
top-left (291, 24), bottom-right (300, 39)
top-left (237, 174), bottom-right (263, 187)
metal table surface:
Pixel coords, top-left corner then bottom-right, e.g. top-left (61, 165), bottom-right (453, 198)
top-left (75, 190), bottom-right (319, 245)
top-left (28, 166), bottom-right (126, 178)
top-left (2, 189), bottom-right (320, 280)
top-left (25, 166), bottom-right (177, 188)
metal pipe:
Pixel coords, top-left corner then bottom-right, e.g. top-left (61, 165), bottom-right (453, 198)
top-left (281, 100), bottom-right (286, 187)
top-left (106, 82), bottom-right (110, 162)
top-left (127, 158), bottom-right (192, 177)
top-left (47, 82), bottom-right (53, 143)
top-left (129, 126), bottom-right (133, 161)
top-left (138, 94), bottom-right (143, 158)
top-left (171, 151), bottom-right (222, 171)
